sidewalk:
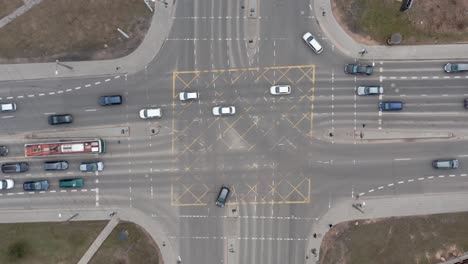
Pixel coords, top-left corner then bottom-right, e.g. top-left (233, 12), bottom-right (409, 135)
top-left (306, 192), bottom-right (468, 263)
top-left (0, 0), bottom-right (175, 82)
top-left (77, 216), bottom-right (120, 264)
top-left (313, 0), bottom-right (468, 60)
top-left (0, 207), bottom-right (177, 264)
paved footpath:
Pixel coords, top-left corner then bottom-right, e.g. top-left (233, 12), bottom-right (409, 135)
top-left (0, 207), bottom-right (177, 264)
top-left (306, 192), bottom-right (468, 263)
top-left (313, 0), bottom-right (468, 60)
top-left (0, 0), bottom-right (175, 82)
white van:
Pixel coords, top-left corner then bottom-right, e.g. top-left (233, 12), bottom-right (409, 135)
top-left (0, 103), bottom-right (16, 112)
top-left (302, 32), bottom-right (323, 54)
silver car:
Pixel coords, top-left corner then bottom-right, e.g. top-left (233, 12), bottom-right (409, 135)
top-left (80, 161), bottom-right (104, 172)
top-left (357, 86), bottom-right (383, 96)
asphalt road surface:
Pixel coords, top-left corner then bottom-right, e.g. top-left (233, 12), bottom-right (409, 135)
top-left (0, 0), bottom-right (467, 263)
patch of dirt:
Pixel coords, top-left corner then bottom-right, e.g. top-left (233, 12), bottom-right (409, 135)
top-left (331, 0), bottom-right (468, 45)
top-left (410, 0), bottom-right (468, 34)
top-left (0, 0), bottom-right (23, 20)
top-left (331, 0), bottom-right (380, 45)
top-left (320, 212), bottom-right (468, 264)
top-left (0, 0), bottom-right (154, 63)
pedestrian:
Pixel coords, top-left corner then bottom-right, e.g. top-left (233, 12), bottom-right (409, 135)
top-left (329, 224), bottom-right (333, 228)
top-left (116, 66), bottom-right (121, 70)
top-left (322, 11), bottom-right (326, 16)
top-left (313, 233), bottom-right (317, 238)
top-left (109, 212), bottom-right (117, 217)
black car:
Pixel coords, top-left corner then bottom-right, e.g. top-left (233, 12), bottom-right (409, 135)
top-left (98, 95), bottom-right (122, 106)
top-left (43, 160), bottom-right (69, 171)
top-left (0, 146), bottom-right (8, 156)
top-left (344, 64), bottom-right (373, 75)
top-left (23, 180), bottom-right (49, 191)
top-left (48, 114), bottom-right (73, 125)
top-left (215, 186), bottom-right (230, 208)
top-left (1, 162), bottom-right (29, 173)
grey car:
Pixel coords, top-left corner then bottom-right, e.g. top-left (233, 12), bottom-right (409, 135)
top-left (44, 160), bottom-right (69, 171)
top-left (444, 63), bottom-right (468, 73)
top-left (0, 146), bottom-right (8, 156)
top-left (432, 159), bottom-right (459, 169)
top-left (23, 180), bottom-right (49, 191)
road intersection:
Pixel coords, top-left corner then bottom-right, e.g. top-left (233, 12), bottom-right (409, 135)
top-left (0, 0), bottom-right (467, 263)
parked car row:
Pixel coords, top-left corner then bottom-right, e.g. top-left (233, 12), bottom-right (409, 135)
top-left (1, 161), bottom-right (104, 173)
top-left (0, 177), bottom-right (84, 191)
top-left (22, 178), bottom-right (83, 191)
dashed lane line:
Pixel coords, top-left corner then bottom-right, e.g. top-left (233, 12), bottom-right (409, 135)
top-left (359, 173), bottom-right (468, 197)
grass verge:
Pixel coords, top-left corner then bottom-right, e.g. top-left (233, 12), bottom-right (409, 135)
top-left (320, 211), bottom-right (468, 264)
top-left (0, 221), bottom-right (106, 264)
top-left (89, 222), bottom-right (162, 264)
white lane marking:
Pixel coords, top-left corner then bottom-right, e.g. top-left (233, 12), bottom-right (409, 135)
top-left (398, 181), bottom-right (404, 184)
top-left (75, 86), bottom-right (81, 90)
top-left (438, 175), bottom-right (445, 178)
top-left (387, 183), bottom-right (394, 187)
top-left (7, 97), bottom-right (13, 99)
top-left (17, 95), bottom-right (24, 98)
top-left (95, 187), bottom-right (99, 207)
top-left (57, 91), bottom-right (63, 94)
top-left (66, 89), bottom-right (72, 92)
top-left (394, 158), bottom-right (411, 161)
top-left (43, 112), bottom-right (55, 115)
top-left (85, 84), bottom-right (91, 87)
top-left (458, 154), bottom-right (468, 157)
top-left (461, 174), bottom-right (467, 177)
top-left (407, 179), bottom-right (414, 182)
top-left (49, 92), bottom-right (55, 95)
top-left (428, 176), bottom-right (434, 179)
top-left (85, 109), bottom-right (97, 112)
top-left (39, 93), bottom-right (45, 96)
top-left (449, 174), bottom-right (456, 177)
top-left (418, 177), bottom-right (424, 180)
top-left (377, 186), bottom-right (384, 190)
top-left (114, 75), bottom-right (121, 79)
top-left (28, 95), bottom-right (34, 97)
top-left (105, 79), bottom-right (111, 82)
top-left (95, 82), bottom-right (101, 85)
top-left (1, 116), bottom-right (14, 119)
top-left (49, 190), bottom-right (56, 193)
top-left (369, 189), bottom-right (374, 193)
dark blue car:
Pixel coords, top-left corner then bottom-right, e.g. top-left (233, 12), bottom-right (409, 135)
top-left (379, 101), bottom-right (403, 111)
top-left (98, 95), bottom-right (122, 106)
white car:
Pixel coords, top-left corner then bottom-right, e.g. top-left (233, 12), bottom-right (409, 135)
top-left (212, 106), bottom-right (236, 116)
top-left (270, 85), bottom-right (291, 95)
top-left (0, 103), bottom-right (16, 112)
top-left (139, 108), bottom-right (162, 119)
top-left (356, 86), bottom-right (383, 96)
top-left (302, 32), bottom-right (323, 54)
top-left (0, 179), bottom-right (14, 190)
top-left (179, 91), bottom-right (199, 101)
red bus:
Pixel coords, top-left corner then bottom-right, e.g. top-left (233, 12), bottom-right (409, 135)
top-left (25, 139), bottom-right (105, 157)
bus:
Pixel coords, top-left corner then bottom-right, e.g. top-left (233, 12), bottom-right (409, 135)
top-left (25, 138), bottom-right (105, 157)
